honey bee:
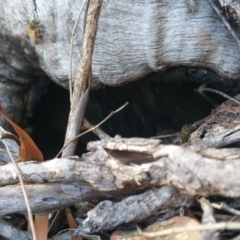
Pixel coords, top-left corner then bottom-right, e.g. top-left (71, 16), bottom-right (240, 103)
top-left (27, 19), bottom-right (42, 44)
top-left (181, 124), bottom-right (193, 143)
top-left (180, 123), bottom-right (200, 143)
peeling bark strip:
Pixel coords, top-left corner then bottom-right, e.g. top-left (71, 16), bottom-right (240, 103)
top-left (63, 0), bottom-right (103, 157)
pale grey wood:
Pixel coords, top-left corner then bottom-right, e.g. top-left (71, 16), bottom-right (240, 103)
top-left (75, 187), bottom-right (193, 235)
top-left (0, 182), bottom-right (96, 215)
top-left (219, 0), bottom-right (240, 19)
top-left (187, 94), bottom-right (240, 148)
top-left (62, 0), bottom-right (103, 157)
top-left (1, 0), bottom-right (240, 129)
top-left (0, 219), bottom-right (32, 240)
top-left (200, 198), bottom-right (219, 240)
top-left (0, 0), bottom-right (240, 89)
top-left (1, 137), bottom-right (240, 199)
top-left (0, 180), bottom-right (143, 215)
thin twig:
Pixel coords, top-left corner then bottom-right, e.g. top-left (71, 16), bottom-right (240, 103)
top-left (207, 0), bottom-right (240, 48)
top-left (194, 88), bottom-right (217, 107)
top-left (83, 118), bottom-right (110, 139)
top-left (212, 202), bottom-right (240, 216)
top-left (69, 0), bottom-right (88, 103)
top-left (198, 84), bottom-right (240, 105)
top-left (48, 211), bottom-right (61, 232)
top-left (136, 221), bottom-right (240, 237)
top-left (56, 102), bottom-right (129, 158)
top-left (3, 140), bottom-right (36, 240)
top-left (151, 133), bottom-right (179, 139)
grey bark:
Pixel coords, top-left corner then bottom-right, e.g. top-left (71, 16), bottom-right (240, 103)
top-left (1, 0), bottom-right (240, 128)
top-left (187, 93), bottom-right (240, 147)
top-left (0, 219), bottom-right (32, 240)
top-left (200, 198), bottom-right (219, 240)
top-left (1, 0), bottom-right (240, 88)
top-left (1, 137), bottom-right (240, 216)
top-left (75, 187), bottom-right (192, 235)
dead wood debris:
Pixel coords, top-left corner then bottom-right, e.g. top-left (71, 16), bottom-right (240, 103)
top-left (62, 0), bottom-right (103, 157)
top-left (2, 93), bottom-right (240, 237)
top-left (75, 187), bottom-right (192, 235)
top-left (199, 198), bottom-right (219, 240)
top-left (181, 93), bottom-right (240, 148)
top-left (0, 136), bottom-right (240, 215)
top-left (0, 219), bottom-right (32, 240)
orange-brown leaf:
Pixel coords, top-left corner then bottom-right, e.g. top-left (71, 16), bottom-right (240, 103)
top-left (0, 104), bottom-right (43, 162)
top-left (35, 215), bottom-right (49, 240)
top-left (66, 208), bottom-right (82, 240)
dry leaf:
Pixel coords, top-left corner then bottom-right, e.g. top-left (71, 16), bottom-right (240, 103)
top-left (0, 103), bottom-right (43, 162)
top-left (34, 215), bottom-right (49, 240)
top-left (0, 104), bottom-right (48, 239)
top-left (142, 216), bottom-right (202, 240)
top-left (111, 230), bottom-right (144, 240)
top-left (66, 208), bottom-right (82, 240)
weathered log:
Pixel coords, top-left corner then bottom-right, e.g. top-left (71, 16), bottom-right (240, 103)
top-left (75, 187), bottom-right (192, 235)
top-left (1, 137), bottom-right (240, 216)
top-left (0, 182), bottom-right (144, 215)
top-left (1, 0), bottom-right (240, 129)
top-left (1, 0), bottom-right (240, 88)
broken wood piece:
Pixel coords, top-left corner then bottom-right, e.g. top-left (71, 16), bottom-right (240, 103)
top-left (181, 93), bottom-right (240, 147)
top-left (0, 137), bottom-right (239, 213)
top-left (0, 219), bottom-right (32, 240)
top-left (199, 198), bottom-right (219, 240)
top-left (75, 187), bottom-right (193, 235)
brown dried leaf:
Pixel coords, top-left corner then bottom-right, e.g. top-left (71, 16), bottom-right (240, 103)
top-left (34, 215), bottom-right (48, 240)
top-left (111, 216), bottom-right (201, 240)
top-left (111, 230), bottom-right (145, 240)
top-left (66, 208), bottom-right (82, 240)
top-left (0, 103), bottom-right (43, 162)
top-left (142, 216), bottom-right (202, 240)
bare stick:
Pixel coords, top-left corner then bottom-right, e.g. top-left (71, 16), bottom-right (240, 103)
top-left (198, 84), bottom-right (240, 105)
top-left (83, 118), bottom-right (110, 139)
top-left (212, 202), bottom-right (240, 216)
top-left (69, 0), bottom-right (88, 102)
top-left (194, 88), bottom-right (217, 107)
top-left (3, 140), bottom-right (36, 240)
top-left (56, 102), bottom-right (128, 158)
top-left (63, 0), bottom-right (103, 157)
top-left (207, 0), bottom-right (240, 48)
top-left (136, 222), bottom-right (240, 238)
top-left (151, 133), bottom-right (179, 139)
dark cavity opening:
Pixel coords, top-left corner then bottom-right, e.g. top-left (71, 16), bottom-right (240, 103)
top-left (29, 68), bottom-right (238, 159)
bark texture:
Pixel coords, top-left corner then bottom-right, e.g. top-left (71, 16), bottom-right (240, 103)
top-left (1, 137), bottom-right (240, 216)
top-left (1, 0), bottom-right (240, 129)
top-left (1, 0), bottom-right (240, 89)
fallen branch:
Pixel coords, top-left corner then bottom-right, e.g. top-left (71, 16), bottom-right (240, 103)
top-left (1, 138), bottom-right (240, 198)
top-left (75, 187), bottom-right (192, 235)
